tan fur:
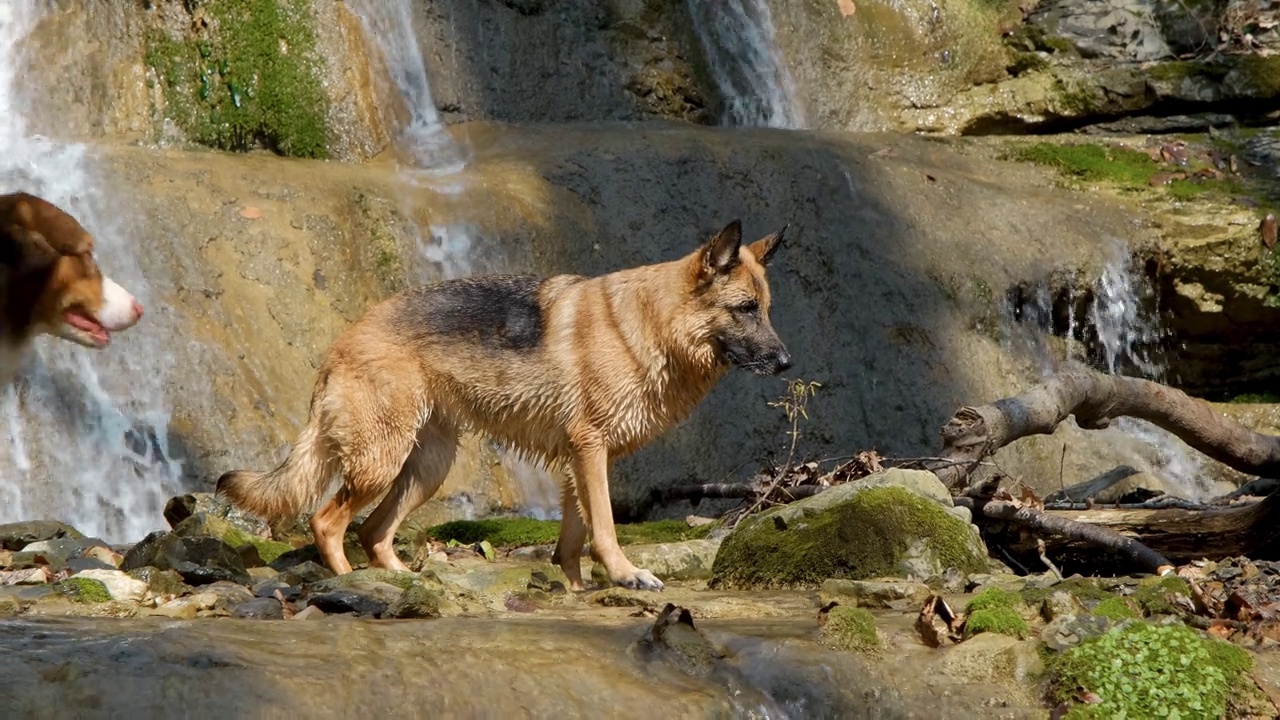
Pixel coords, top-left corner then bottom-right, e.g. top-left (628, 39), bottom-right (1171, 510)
top-left (218, 220), bottom-right (790, 590)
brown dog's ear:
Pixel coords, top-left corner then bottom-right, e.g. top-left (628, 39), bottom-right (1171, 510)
top-left (748, 224), bottom-right (787, 267)
top-left (701, 219), bottom-right (743, 276)
top-left (2, 228), bottom-right (60, 276)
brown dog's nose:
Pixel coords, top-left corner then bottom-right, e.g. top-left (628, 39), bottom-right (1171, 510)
top-left (775, 351), bottom-right (792, 373)
top-left (133, 300), bottom-right (144, 319)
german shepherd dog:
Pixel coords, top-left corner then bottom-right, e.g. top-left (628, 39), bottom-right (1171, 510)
top-left (217, 220), bottom-right (791, 591)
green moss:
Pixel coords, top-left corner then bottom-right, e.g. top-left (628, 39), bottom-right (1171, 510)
top-left (1133, 575), bottom-right (1192, 616)
top-left (965, 587), bottom-right (1022, 614)
top-left (964, 607), bottom-right (1030, 639)
top-left (1008, 142), bottom-right (1157, 187)
top-left (710, 486), bottom-right (988, 589)
top-left (1237, 54), bottom-right (1280, 98)
top-left (53, 577), bottom-right (112, 604)
top-left (819, 606), bottom-right (881, 652)
top-left (1092, 597), bottom-right (1139, 621)
top-left (1021, 577), bottom-right (1113, 605)
top-left (144, 0), bottom-right (328, 157)
top-left (222, 527), bottom-right (293, 565)
top-left (1049, 622), bottom-right (1252, 719)
top-left (1146, 60), bottom-right (1229, 85)
top-left (422, 518), bottom-right (713, 549)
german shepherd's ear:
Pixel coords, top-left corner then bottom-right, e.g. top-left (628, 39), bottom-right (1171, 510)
top-left (701, 219), bottom-right (743, 277)
top-left (748, 224), bottom-right (787, 267)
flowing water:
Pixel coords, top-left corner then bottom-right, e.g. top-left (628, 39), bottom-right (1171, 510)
top-left (1002, 241), bottom-right (1209, 499)
top-left (347, 0), bottom-right (563, 519)
top-left (0, 2), bottom-right (184, 541)
top-left (687, 0), bottom-right (807, 129)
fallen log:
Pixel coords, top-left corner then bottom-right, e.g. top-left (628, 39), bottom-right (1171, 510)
top-left (1031, 492), bottom-right (1280, 564)
top-left (956, 497), bottom-right (1176, 575)
top-left (929, 361), bottom-right (1280, 490)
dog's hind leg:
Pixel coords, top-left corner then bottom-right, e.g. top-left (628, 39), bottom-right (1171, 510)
top-left (311, 379), bottom-right (423, 575)
top-left (357, 418), bottom-right (458, 571)
top-left (552, 481), bottom-right (591, 591)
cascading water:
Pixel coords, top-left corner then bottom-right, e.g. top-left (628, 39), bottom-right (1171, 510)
top-left (0, 2), bottom-right (183, 541)
top-left (347, 0), bottom-right (561, 519)
top-left (1003, 242), bottom-right (1209, 500)
top-left (687, 0), bottom-right (806, 129)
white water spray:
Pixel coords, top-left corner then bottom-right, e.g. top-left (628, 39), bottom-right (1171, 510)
top-left (347, 0), bottom-right (562, 519)
top-left (687, 0), bottom-right (806, 128)
top-left (0, 2), bottom-right (183, 541)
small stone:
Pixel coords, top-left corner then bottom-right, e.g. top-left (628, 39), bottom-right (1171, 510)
top-left (385, 584), bottom-right (443, 619)
top-left (81, 546), bottom-right (124, 568)
top-left (0, 595), bottom-right (20, 617)
top-left (819, 578), bottom-right (933, 610)
top-left (1040, 590), bottom-right (1085, 622)
top-left (231, 597), bottom-right (285, 620)
top-left (71, 570), bottom-right (148, 603)
top-left (64, 557), bottom-right (117, 574)
top-left (126, 566), bottom-right (190, 598)
top-left (305, 589), bottom-right (389, 616)
top-left (163, 492), bottom-right (271, 537)
top-left (275, 561), bottom-right (335, 586)
top-left (247, 566), bottom-right (278, 582)
top-left (150, 596), bottom-right (201, 620)
top-left (0, 567), bottom-right (51, 585)
top-left (52, 576), bottom-right (112, 603)
top-left (1041, 613), bottom-right (1116, 651)
top-left (929, 633), bottom-right (1044, 685)
top-left (292, 605), bottom-right (326, 621)
top-left (23, 537), bottom-right (109, 571)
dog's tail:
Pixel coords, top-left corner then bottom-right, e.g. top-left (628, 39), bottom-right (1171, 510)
top-left (216, 419), bottom-right (335, 522)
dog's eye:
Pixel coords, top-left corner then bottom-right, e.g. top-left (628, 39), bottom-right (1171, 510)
top-left (735, 300), bottom-right (759, 315)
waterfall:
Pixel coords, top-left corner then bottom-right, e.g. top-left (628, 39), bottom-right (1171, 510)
top-left (687, 0), bottom-right (806, 129)
top-left (0, 1), bottom-right (183, 542)
top-left (1003, 242), bottom-right (1209, 500)
top-left (346, 0), bottom-right (562, 519)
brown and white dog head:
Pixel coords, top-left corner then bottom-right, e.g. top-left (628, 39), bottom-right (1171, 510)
top-left (0, 192), bottom-right (144, 351)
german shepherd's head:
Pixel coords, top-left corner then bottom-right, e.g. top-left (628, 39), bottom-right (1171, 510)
top-left (687, 219), bottom-right (791, 376)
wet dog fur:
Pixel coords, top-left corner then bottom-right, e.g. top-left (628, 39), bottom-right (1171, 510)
top-left (217, 220), bottom-right (791, 591)
top-left (0, 192), bottom-right (144, 380)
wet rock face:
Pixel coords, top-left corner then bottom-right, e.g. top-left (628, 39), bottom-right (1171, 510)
top-left (403, 0), bottom-right (716, 126)
top-left (1029, 0), bottom-right (1172, 61)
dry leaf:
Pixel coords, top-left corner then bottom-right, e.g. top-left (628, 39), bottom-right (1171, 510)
top-left (239, 206), bottom-right (263, 220)
top-left (837, 0), bottom-right (856, 15)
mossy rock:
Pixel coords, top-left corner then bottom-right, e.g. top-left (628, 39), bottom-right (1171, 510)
top-left (965, 587), bottom-right (1024, 614)
top-left (1020, 576), bottom-right (1113, 606)
top-left (1132, 575), bottom-right (1192, 616)
top-left (53, 577), bottom-right (112, 604)
top-left (819, 605), bottom-right (881, 652)
top-left (963, 607), bottom-right (1030, 640)
top-left (1048, 621), bottom-right (1254, 718)
top-left (143, 0), bottom-right (329, 157)
top-left (1092, 597), bottom-right (1140, 621)
top-left (709, 469), bottom-right (988, 590)
top-left (172, 513), bottom-right (293, 566)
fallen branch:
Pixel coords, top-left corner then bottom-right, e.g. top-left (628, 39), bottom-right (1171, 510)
top-left (956, 496), bottom-right (1176, 575)
top-left (930, 361), bottom-right (1280, 490)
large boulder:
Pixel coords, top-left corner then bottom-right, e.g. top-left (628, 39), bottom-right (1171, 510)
top-left (710, 469), bottom-right (990, 590)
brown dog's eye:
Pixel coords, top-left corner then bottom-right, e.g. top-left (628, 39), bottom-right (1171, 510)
top-left (735, 301), bottom-right (759, 315)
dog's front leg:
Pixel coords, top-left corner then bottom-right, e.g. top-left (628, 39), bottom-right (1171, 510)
top-left (569, 436), bottom-right (664, 592)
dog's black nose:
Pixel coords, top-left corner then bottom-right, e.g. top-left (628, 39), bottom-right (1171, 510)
top-left (774, 351), bottom-right (792, 373)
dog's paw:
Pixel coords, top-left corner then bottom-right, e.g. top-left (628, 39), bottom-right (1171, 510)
top-left (615, 568), bottom-right (664, 592)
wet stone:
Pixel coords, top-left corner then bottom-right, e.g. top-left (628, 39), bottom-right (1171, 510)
top-left (0, 521), bottom-right (84, 551)
top-left (231, 597), bottom-right (286, 620)
top-left (304, 590), bottom-right (389, 617)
